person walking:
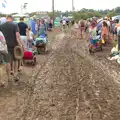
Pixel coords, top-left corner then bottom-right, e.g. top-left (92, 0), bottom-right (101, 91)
top-left (18, 17), bottom-right (28, 71)
top-left (79, 19), bottom-right (85, 38)
top-left (0, 31), bottom-right (10, 86)
top-left (115, 19), bottom-right (120, 51)
top-left (18, 17), bottom-right (28, 49)
top-left (0, 15), bottom-right (24, 81)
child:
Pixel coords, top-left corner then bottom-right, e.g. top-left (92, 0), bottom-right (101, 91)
top-left (26, 28), bottom-right (34, 49)
top-left (101, 21), bottom-right (109, 44)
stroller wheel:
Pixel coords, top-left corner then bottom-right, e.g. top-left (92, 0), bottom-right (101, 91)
top-left (89, 48), bottom-right (93, 54)
top-left (37, 47), bottom-right (41, 54)
top-left (33, 57), bottom-right (36, 66)
top-left (89, 49), bottom-right (92, 53)
top-left (89, 48), bottom-right (94, 54)
top-left (43, 46), bottom-right (46, 52)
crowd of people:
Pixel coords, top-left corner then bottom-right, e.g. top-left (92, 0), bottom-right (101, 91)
top-left (0, 15), bottom-right (120, 87)
top-left (71, 17), bottom-right (120, 51)
top-left (0, 15), bottom-right (52, 87)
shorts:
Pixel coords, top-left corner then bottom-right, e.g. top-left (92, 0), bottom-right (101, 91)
top-left (80, 27), bottom-right (85, 32)
top-left (113, 31), bottom-right (117, 35)
top-left (8, 47), bottom-right (17, 61)
top-left (0, 52), bottom-right (10, 63)
top-left (20, 36), bottom-right (27, 49)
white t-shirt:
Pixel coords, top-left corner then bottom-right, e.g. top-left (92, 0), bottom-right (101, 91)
top-left (89, 27), bottom-right (97, 38)
top-left (29, 31), bottom-right (33, 40)
top-left (74, 23), bottom-right (79, 28)
top-left (62, 20), bottom-right (66, 25)
top-left (107, 21), bottom-right (110, 27)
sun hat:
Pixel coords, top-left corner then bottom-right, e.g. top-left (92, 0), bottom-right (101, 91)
top-left (14, 46), bottom-right (24, 60)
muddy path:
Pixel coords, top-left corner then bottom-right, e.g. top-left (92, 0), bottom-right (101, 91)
top-left (0, 31), bottom-right (120, 120)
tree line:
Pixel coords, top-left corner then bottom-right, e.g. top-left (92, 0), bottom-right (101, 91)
top-left (0, 6), bottom-right (120, 20)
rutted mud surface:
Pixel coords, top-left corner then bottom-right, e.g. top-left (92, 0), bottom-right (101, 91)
top-left (0, 32), bottom-right (120, 120)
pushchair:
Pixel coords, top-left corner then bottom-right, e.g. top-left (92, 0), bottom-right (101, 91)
top-left (89, 34), bottom-right (103, 53)
top-left (23, 48), bottom-right (37, 66)
top-left (35, 34), bottom-right (47, 54)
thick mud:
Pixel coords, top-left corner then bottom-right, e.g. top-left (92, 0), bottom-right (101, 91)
top-left (0, 32), bottom-right (120, 120)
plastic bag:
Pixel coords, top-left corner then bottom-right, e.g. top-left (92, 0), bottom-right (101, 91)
top-left (102, 39), bottom-right (105, 44)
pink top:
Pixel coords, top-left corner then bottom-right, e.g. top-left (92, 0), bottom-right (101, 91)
top-left (102, 27), bottom-right (108, 36)
top-left (0, 31), bottom-right (5, 42)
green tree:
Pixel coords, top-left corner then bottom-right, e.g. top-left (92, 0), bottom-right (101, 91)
top-left (115, 7), bottom-right (120, 14)
top-left (106, 11), bottom-right (117, 17)
top-left (30, 12), bottom-right (37, 17)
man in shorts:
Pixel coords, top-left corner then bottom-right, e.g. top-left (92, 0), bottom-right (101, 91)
top-left (18, 17), bottom-right (28, 49)
top-left (18, 17), bottom-right (28, 71)
top-left (0, 15), bottom-right (24, 81)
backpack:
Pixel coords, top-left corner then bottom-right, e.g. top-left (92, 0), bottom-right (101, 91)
top-left (0, 32), bottom-right (8, 53)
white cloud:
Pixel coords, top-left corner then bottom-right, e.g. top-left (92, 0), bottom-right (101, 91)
top-left (0, 0), bottom-right (120, 13)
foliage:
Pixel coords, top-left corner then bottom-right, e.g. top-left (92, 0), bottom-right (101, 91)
top-left (0, 13), bottom-right (6, 17)
top-left (106, 11), bottom-right (117, 18)
top-left (72, 11), bottom-right (102, 20)
top-left (0, 6), bottom-right (120, 20)
top-left (29, 12), bottom-right (37, 17)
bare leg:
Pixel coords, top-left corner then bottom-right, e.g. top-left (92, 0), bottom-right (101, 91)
top-left (13, 60), bottom-right (19, 81)
top-left (10, 59), bottom-right (13, 75)
top-left (6, 62), bottom-right (11, 80)
top-left (18, 60), bottom-right (22, 71)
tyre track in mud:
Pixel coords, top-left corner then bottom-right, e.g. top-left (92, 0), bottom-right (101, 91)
top-left (0, 32), bottom-right (120, 119)
top-left (71, 37), bottom-right (120, 85)
top-left (18, 33), bottom-right (67, 119)
top-left (20, 33), bottom-right (120, 120)
top-left (0, 32), bottom-right (65, 120)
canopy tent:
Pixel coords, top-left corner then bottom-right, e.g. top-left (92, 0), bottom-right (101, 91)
top-left (12, 14), bottom-right (30, 24)
top-left (112, 15), bottom-right (120, 21)
top-left (12, 14), bottom-right (29, 18)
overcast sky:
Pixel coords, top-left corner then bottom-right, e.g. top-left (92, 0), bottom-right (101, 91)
top-left (0, 0), bottom-right (120, 13)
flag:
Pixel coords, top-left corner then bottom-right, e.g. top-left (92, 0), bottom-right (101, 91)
top-left (1, 0), bottom-right (7, 8)
top-left (2, 3), bottom-right (6, 8)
